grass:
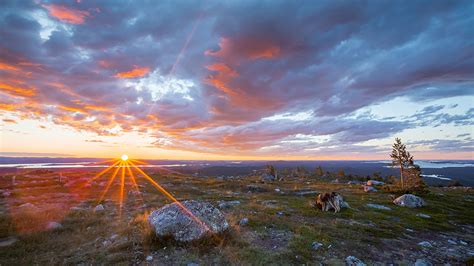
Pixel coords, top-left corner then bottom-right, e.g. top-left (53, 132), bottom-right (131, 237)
top-left (0, 172), bottom-right (473, 264)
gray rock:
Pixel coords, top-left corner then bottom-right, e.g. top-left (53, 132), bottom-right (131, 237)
top-left (447, 239), bottom-right (457, 245)
top-left (367, 180), bottom-right (385, 186)
top-left (148, 200), bottom-right (229, 242)
top-left (416, 213), bottom-right (431, 219)
top-left (393, 194), bottom-right (425, 208)
top-left (46, 221), bottom-right (63, 230)
top-left (275, 188), bottom-right (281, 192)
top-left (363, 185), bottom-right (377, 192)
top-left (293, 189), bottom-right (319, 196)
top-left (261, 173), bottom-right (276, 182)
top-left (414, 259), bottom-right (433, 266)
top-left (459, 240), bottom-right (467, 245)
top-left (311, 241), bottom-right (323, 250)
top-left (345, 255), bottom-right (366, 266)
top-left (239, 218), bottom-right (249, 226)
top-left (187, 263), bottom-right (199, 266)
top-left (246, 185), bottom-right (268, 192)
top-left (94, 204), bottom-right (105, 212)
top-left (366, 203), bottom-right (392, 210)
top-left (0, 237), bottom-right (18, 247)
top-left (418, 241), bottom-right (433, 248)
top-left (218, 200), bottom-right (241, 209)
top-left (146, 255), bottom-right (153, 261)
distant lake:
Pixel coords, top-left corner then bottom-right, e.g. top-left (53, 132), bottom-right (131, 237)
top-left (0, 157), bottom-right (472, 186)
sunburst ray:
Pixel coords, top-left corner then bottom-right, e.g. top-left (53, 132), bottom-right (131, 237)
top-left (129, 160), bottom-right (209, 231)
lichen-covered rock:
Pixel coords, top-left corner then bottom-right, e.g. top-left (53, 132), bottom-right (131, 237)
top-left (393, 194), bottom-right (425, 208)
top-left (345, 256), bottom-right (366, 266)
top-left (148, 200), bottom-right (229, 242)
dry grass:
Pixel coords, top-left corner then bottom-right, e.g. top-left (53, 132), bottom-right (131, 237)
top-left (0, 171), bottom-right (473, 264)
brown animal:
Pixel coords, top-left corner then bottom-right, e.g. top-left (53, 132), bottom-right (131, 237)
top-left (314, 192), bottom-right (344, 213)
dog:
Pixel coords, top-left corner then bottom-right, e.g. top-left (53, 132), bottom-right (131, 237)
top-left (314, 192), bottom-right (344, 213)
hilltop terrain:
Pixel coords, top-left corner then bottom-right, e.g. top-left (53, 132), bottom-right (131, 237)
top-left (0, 169), bottom-right (473, 265)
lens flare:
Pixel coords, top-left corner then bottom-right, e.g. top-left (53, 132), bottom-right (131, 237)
top-left (86, 155), bottom-right (209, 231)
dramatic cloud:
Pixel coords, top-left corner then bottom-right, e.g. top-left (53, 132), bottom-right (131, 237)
top-left (0, 0), bottom-right (473, 158)
top-left (115, 66), bottom-right (150, 79)
top-left (43, 4), bottom-right (90, 24)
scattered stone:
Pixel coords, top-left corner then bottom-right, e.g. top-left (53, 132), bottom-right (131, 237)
top-left (447, 239), bottom-right (457, 245)
top-left (414, 259), bottom-right (433, 266)
top-left (0, 237), bottom-right (18, 247)
top-left (2, 191), bottom-right (11, 197)
top-left (128, 190), bottom-right (141, 196)
top-left (275, 188), bottom-right (281, 192)
top-left (187, 262), bottom-right (199, 266)
top-left (146, 255), bottom-right (153, 261)
top-left (110, 234), bottom-right (119, 240)
top-left (94, 204), bottom-right (105, 212)
top-left (347, 181), bottom-right (362, 185)
top-left (246, 185), bottom-right (268, 193)
top-left (363, 185), bottom-right (377, 192)
top-left (18, 202), bottom-right (38, 210)
top-left (276, 211), bottom-right (284, 216)
top-left (261, 200), bottom-right (279, 207)
top-left (366, 203), bottom-right (392, 210)
top-left (218, 200), bottom-right (241, 209)
top-left (102, 240), bottom-right (111, 247)
top-left (148, 200), bottom-right (229, 242)
top-left (459, 240), bottom-right (467, 245)
top-left (345, 255), bottom-right (366, 266)
top-left (366, 180), bottom-right (384, 186)
top-left (417, 213), bottom-right (431, 219)
top-left (311, 241), bottom-right (323, 250)
top-left (239, 218), bottom-right (249, 226)
top-left (418, 241), bottom-right (433, 248)
top-left (293, 189), bottom-right (319, 196)
top-left (261, 172), bottom-right (277, 182)
top-left (70, 206), bottom-right (85, 211)
top-left (406, 228), bottom-right (415, 232)
top-left (46, 221), bottom-right (63, 230)
top-left (393, 194), bottom-right (425, 208)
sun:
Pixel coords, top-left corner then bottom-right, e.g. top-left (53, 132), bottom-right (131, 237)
top-left (121, 154), bottom-right (128, 161)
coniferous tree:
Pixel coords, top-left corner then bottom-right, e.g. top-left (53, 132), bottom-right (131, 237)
top-left (315, 166), bottom-right (324, 177)
top-left (390, 138), bottom-right (414, 189)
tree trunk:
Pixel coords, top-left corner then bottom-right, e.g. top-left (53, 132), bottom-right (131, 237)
top-left (400, 164), bottom-right (404, 189)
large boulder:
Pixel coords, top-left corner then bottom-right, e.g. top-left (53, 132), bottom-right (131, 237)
top-left (148, 200), bottom-right (229, 242)
top-left (393, 194), bottom-right (425, 208)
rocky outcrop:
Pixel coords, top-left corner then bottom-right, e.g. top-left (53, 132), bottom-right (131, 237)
top-left (148, 200), bottom-right (229, 242)
top-left (393, 194), bottom-right (425, 208)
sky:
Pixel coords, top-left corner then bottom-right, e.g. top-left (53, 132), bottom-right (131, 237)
top-left (0, 0), bottom-right (473, 160)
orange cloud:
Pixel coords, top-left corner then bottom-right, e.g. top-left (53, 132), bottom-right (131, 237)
top-left (205, 37), bottom-right (281, 62)
top-left (0, 82), bottom-right (36, 97)
top-left (2, 118), bottom-right (17, 124)
top-left (115, 66), bottom-right (150, 79)
top-left (43, 4), bottom-right (90, 24)
top-left (0, 62), bottom-right (19, 72)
